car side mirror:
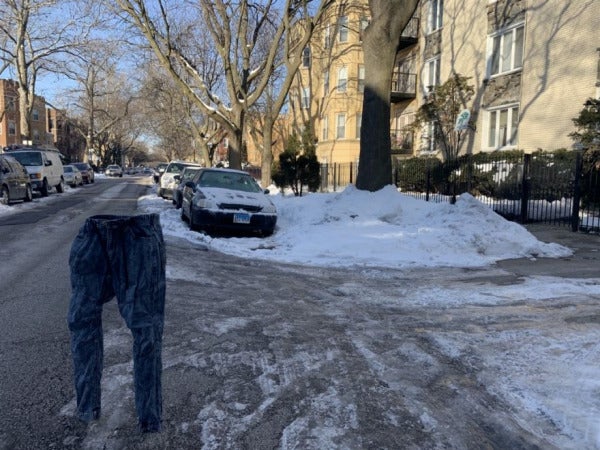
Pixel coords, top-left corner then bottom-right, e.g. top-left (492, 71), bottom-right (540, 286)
top-left (174, 175), bottom-right (181, 181)
top-left (184, 181), bottom-right (195, 190)
top-left (263, 189), bottom-right (270, 194)
top-left (45, 160), bottom-right (52, 166)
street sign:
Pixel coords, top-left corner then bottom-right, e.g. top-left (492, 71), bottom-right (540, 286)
top-left (455, 109), bottom-right (471, 131)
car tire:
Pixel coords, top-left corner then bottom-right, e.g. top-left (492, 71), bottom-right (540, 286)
top-left (40, 179), bottom-right (49, 197)
top-left (56, 179), bottom-right (64, 193)
top-left (1, 185), bottom-right (9, 205)
top-left (188, 212), bottom-right (197, 231)
top-left (180, 206), bottom-right (188, 222)
top-left (24, 185), bottom-right (33, 202)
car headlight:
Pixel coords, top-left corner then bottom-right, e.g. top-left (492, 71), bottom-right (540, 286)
top-left (193, 191), bottom-right (214, 208)
top-left (30, 173), bottom-right (42, 180)
top-left (262, 203), bottom-right (277, 214)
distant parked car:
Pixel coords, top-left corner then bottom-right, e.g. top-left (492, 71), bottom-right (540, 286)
top-left (63, 165), bottom-right (84, 187)
top-left (105, 164), bottom-right (123, 177)
top-left (153, 163), bottom-right (168, 183)
top-left (180, 168), bottom-right (277, 236)
top-left (172, 167), bottom-right (201, 209)
top-left (71, 162), bottom-right (94, 184)
top-left (158, 161), bottom-right (203, 199)
top-left (0, 154), bottom-right (33, 204)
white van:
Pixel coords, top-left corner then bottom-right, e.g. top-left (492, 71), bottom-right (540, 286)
top-left (5, 148), bottom-right (65, 196)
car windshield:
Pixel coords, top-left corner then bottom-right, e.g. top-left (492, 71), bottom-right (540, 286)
top-left (64, 166), bottom-right (74, 172)
top-left (10, 151), bottom-right (42, 166)
top-left (108, 165), bottom-right (119, 169)
top-left (181, 169), bottom-right (199, 182)
top-left (73, 163), bottom-right (88, 170)
top-left (166, 163), bottom-right (194, 174)
top-left (198, 171), bottom-right (262, 193)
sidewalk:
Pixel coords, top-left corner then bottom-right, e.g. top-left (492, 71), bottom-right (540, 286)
top-left (496, 223), bottom-right (600, 278)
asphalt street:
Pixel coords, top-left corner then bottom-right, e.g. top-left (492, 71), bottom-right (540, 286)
top-left (1, 177), bottom-right (599, 449)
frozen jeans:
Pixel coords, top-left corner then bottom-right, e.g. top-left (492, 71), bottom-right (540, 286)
top-left (67, 214), bottom-right (166, 432)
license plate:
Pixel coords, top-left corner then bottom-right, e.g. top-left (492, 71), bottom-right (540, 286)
top-left (233, 212), bottom-right (251, 224)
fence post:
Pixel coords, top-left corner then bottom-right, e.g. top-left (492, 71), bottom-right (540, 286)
top-left (426, 163), bottom-right (431, 202)
top-left (520, 154), bottom-right (531, 223)
top-left (571, 151), bottom-right (583, 232)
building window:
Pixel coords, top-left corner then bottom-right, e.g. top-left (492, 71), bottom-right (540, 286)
top-left (324, 23), bottom-right (332, 49)
top-left (427, 0), bottom-right (443, 33)
top-left (302, 47), bottom-right (311, 68)
top-left (323, 70), bottom-right (330, 97)
top-left (32, 109), bottom-right (39, 121)
top-left (322, 115), bottom-right (329, 140)
top-left (359, 16), bottom-right (369, 42)
top-left (33, 130), bottom-right (40, 142)
top-left (489, 24), bottom-right (524, 76)
top-left (337, 66), bottom-right (348, 92)
top-left (338, 16), bottom-right (348, 43)
top-left (486, 105), bottom-right (519, 149)
top-left (336, 113), bottom-right (346, 139)
top-left (424, 56), bottom-right (441, 93)
top-left (355, 113), bottom-right (362, 139)
top-left (301, 87), bottom-right (310, 109)
top-left (8, 121), bottom-right (16, 135)
top-left (358, 65), bottom-right (365, 93)
top-left (425, 121), bottom-right (438, 152)
top-left (7, 98), bottom-right (15, 111)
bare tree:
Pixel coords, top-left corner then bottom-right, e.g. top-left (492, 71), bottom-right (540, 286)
top-left (111, 0), bottom-right (332, 177)
top-left (0, 0), bottom-right (97, 143)
top-left (356, 0), bottom-right (419, 191)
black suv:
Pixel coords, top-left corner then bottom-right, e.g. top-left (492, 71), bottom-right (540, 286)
top-left (0, 154), bottom-right (33, 204)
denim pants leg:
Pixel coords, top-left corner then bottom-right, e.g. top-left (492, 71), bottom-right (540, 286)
top-left (68, 214), bottom-right (166, 432)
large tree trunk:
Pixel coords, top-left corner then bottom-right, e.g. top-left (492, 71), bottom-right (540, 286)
top-left (356, 0), bottom-right (419, 192)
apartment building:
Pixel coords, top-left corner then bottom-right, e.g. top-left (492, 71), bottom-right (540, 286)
top-left (291, 0), bottom-right (600, 164)
top-left (0, 79), bottom-right (55, 149)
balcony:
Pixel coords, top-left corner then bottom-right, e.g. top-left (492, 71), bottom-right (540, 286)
top-left (398, 17), bottom-right (419, 50)
top-left (391, 72), bottom-right (417, 102)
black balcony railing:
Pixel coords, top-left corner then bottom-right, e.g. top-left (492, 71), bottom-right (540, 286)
top-left (399, 17), bottom-right (419, 49)
top-left (391, 72), bottom-right (417, 101)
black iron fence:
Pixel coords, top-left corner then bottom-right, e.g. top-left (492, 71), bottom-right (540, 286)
top-left (393, 151), bottom-right (600, 232)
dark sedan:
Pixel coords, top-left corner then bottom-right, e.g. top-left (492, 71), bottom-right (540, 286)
top-left (71, 162), bottom-right (95, 184)
top-left (180, 168), bottom-right (277, 236)
top-left (0, 154), bottom-right (33, 204)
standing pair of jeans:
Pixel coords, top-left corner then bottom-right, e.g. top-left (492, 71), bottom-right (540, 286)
top-left (67, 214), bottom-right (166, 432)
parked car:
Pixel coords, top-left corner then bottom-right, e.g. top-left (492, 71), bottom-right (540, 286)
top-left (153, 163), bottom-right (168, 183)
top-left (63, 165), bottom-right (84, 187)
top-left (0, 154), bottom-right (33, 204)
top-left (105, 164), bottom-right (123, 177)
top-left (158, 161), bottom-right (203, 199)
top-left (5, 147), bottom-right (64, 196)
top-left (172, 167), bottom-right (201, 209)
top-left (71, 162), bottom-right (94, 184)
top-left (180, 168), bottom-right (277, 236)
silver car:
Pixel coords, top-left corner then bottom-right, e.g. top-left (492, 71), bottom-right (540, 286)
top-left (105, 164), bottom-right (123, 177)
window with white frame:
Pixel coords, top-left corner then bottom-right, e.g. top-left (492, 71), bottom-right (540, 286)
top-left (323, 70), bottom-right (330, 96)
top-left (424, 56), bottom-right (440, 93)
top-left (32, 108), bottom-right (39, 121)
top-left (359, 16), bottom-right (369, 42)
top-left (355, 113), bottom-right (362, 138)
top-left (338, 16), bottom-right (348, 42)
top-left (301, 87), bottom-right (310, 109)
top-left (322, 115), bottom-right (329, 140)
top-left (324, 23), bottom-right (332, 49)
top-left (337, 66), bottom-right (348, 92)
top-left (488, 24), bottom-right (524, 77)
top-left (486, 105), bottom-right (519, 149)
top-left (427, 0), bottom-right (443, 34)
top-left (302, 47), bottom-right (311, 68)
top-left (336, 113), bottom-right (346, 139)
top-left (425, 121), bottom-right (438, 152)
top-left (358, 65), bottom-right (365, 93)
